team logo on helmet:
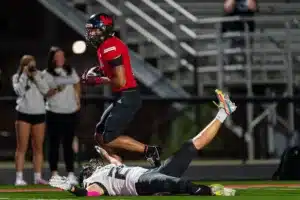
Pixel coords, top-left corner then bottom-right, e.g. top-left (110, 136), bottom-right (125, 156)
top-left (100, 15), bottom-right (113, 26)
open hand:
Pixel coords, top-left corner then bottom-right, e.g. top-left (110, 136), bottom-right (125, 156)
top-left (49, 176), bottom-right (73, 191)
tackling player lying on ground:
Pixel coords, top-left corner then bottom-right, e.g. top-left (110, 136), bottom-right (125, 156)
top-left (81, 13), bottom-right (161, 167)
top-left (49, 89), bottom-right (237, 197)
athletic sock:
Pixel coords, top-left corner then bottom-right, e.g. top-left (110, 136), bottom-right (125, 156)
top-left (16, 171), bottom-right (23, 180)
top-left (215, 108), bottom-right (228, 123)
top-left (34, 172), bottom-right (41, 181)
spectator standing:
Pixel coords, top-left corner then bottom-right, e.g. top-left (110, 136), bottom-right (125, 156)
top-left (12, 55), bottom-right (53, 185)
top-left (43, 46), bottom-right (81, 185)
top-left (223, 0), bottom-right (258, 64)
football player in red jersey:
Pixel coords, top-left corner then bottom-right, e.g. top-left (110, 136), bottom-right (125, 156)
top-left (82, 13), bottom-right (161, 167)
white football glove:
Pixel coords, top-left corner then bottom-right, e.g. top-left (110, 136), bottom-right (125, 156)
top-left (49, 175), bottom-right (73, 191)
top-left (86, 67), bottom-right (100, 77)
top-left (82, 67), bottom-right (102, 79)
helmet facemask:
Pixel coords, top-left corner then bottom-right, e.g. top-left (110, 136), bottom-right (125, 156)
top-left (85, 19), bottom-right (114, 48)
top-left (85, 23), bottom-right (106, 48)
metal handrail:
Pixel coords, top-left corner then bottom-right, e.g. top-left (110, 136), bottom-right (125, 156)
top-left (126, 19), bottom-right (177, 58)
top-left (96, 0), bottom-right (196, 76)
top-left (125, 1), bottom-right (176, 40)
top-left (142, 0), bottom-right (175, 23)
top-left (163, 0), bottom-right (198, 22)
top-left (142, 0), bottom-right (197, 39)
top-left (195, 15), bottom-right (299, 24)
top-left (95, 0), bottom-right (177, 58)
top-left (95, 0), bottom-right (122, 16)
top-left (125, 0), bottom-right (199, 72)
top-left (197, 30), bottom-right (300, 40)
top-left (139, 0), bottom-right (197, 70)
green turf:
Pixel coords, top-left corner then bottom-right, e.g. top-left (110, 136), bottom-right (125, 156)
top-left (0, 181), bottom-right (299, 199)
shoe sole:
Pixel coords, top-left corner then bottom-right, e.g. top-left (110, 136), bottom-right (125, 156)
top-left (215, 89), bottom-right (232, 115)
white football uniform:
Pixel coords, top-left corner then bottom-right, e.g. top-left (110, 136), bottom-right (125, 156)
top-left (83, 164), bottom-right (148, 196)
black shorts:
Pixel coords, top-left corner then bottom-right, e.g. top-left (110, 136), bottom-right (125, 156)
top-left (16, 111), bottom-right (45, 125)
top-left (95, 88), bottom-right (141, 143)
top-left (222, 12), bottom-right (255, 33)
top-left (135, 140), bottom-right (198, 195)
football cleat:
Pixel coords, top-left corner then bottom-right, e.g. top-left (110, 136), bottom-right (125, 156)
top-left (145, 146), bottom-right (162, 167)
top-left (210, 184), bottom-right (236, 196)
top-left (213, 89), bottom-right (237, 115)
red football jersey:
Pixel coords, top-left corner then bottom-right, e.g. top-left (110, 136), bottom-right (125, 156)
top-left (97, 36), bottom-right (137, 92)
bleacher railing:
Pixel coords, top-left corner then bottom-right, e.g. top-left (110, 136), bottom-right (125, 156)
top-left (94, 0), bottom-right (300, 161)
top-left (70, 0), bottom-right (300, 161)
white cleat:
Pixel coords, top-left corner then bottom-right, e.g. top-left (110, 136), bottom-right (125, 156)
top-left (67, 173), bottom-right (78, 185)
top-left (210, 184), bottom-right (236, 196)
top-left (15, 179), bottom-right (28, 186)
top-left (213, 89), bottom-right (237, 115)
top-left (224, 187), bottom-right (236, 196)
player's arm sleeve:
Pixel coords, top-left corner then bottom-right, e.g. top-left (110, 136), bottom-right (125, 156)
top-left (102, 45), bottom-right (123, 68)
top-left (12, 73), bottom-right (29, 96)
top-left (42, 71), bottom-right (56, 88)
top-left (103, 45), bottom-right (126, 87)
top-left (71, 69), bottom-right (80, 83)
top-left (70, 183), bottom-right (106, 197)
top-left (107, 55), bottom-right (123, 68)
top-left (53, 69), bottom-right (80, 85)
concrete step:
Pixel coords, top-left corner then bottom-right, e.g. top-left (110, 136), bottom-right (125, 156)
top-left (139, 40), bottom-right (295, 59)
top-left (128, 15), bottom-right (300, 29)
top-left (124, 23), bottom-right (300, 43)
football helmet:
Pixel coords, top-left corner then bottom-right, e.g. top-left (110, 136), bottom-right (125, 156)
top-left (85, 13), bottom-right (114, 47)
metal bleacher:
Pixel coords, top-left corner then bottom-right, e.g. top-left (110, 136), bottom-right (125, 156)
top-left (84, 0), bottom-right (300, 89)
top-left (38, 0), bottom-right (300, 160)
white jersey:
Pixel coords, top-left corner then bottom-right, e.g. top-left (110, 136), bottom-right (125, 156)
top-left (83, 164), bottom-right (148, 196)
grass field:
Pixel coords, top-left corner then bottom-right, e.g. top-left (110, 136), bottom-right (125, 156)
top-left (0, 181), bottom-right (299, 200)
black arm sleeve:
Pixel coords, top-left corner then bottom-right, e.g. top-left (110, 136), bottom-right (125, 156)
top-left (71, 186), bottom-right (88, 196)
top-left (107, 55), bottom-right (123, 68)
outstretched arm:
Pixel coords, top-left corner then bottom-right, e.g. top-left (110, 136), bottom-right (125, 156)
top-left (70, 183), bottom-right (104, 197)
top-left (95, 146), bottom-right (122, 165)
top-left (49, 176), bottom-right (104, 197)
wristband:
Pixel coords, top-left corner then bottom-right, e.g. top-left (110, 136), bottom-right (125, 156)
top-left (87, 191), bottom-right (101, 196)
top-left (71, 186), bottom-right (87, 196)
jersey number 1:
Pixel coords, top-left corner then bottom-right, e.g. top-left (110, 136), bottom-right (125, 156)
top-left (108, 166), bottom-right (129, 180)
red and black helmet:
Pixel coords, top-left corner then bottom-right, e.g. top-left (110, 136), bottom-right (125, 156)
top-left (85, 13), bottom-right (114, 47)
